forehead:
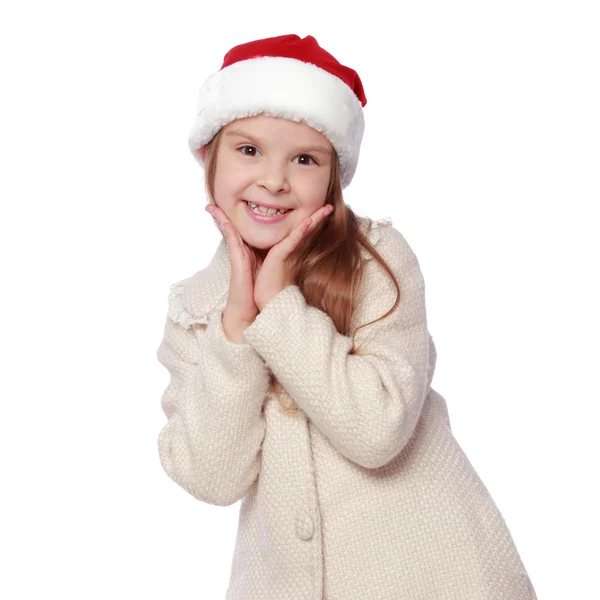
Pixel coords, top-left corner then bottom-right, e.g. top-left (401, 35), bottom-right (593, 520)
top-left (223, 115), bottom-right (331, 148)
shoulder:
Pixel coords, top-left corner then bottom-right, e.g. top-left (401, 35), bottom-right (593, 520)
top-left (353, 217), bottom-right (427, 332)
top-left (357, 214), bottom-right (393, 258)
top-left (165, 238), bottom-right (230, 330)
top-left (358, 215), bottom-right (421, 271)
top-left (166, 271), bottom-right (208, 330)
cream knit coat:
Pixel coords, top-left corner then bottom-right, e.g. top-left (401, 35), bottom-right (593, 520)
top-left (157, 216), bottom-right (537, 600)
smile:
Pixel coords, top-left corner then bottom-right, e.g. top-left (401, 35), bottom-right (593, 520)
top-left (243, 200), bottom-right (293, 224)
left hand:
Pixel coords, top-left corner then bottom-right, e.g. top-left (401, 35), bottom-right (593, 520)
top-left (253, 204), bottom-right (334, 311)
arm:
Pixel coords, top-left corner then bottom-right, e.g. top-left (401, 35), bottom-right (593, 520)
top-left (242, 225), bottom-right (431, 469)
top-left (157, 299), bottom-right (270, 506)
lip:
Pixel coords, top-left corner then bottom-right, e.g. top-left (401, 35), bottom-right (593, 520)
top-left (243, 200), bottom-right (293, 224)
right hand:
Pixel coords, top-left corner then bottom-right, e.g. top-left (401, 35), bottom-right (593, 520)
top-left (205, 203), bottom-right (262, 328)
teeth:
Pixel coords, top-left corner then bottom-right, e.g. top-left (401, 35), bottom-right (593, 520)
top-left (246, 201), bottom-right (290, 216)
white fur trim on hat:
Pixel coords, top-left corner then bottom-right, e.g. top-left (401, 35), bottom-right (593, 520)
top-left (188, 56), bottom-right (365, 189)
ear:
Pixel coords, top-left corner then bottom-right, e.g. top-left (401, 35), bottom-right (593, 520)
top-left (195, 146), bottom-right (208, 164)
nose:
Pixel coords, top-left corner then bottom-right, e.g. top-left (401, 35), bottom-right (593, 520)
top-left (257, 160), bottom-right (290, 194)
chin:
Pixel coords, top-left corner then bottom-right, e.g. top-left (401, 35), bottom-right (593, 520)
top-left (244, 235), bottom-right (277, 251)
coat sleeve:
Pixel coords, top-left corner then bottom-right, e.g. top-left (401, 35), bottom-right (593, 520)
top-left (156, 293), bottom-right (270, 506)
top-left (242, 225), bottom-right (431, 469)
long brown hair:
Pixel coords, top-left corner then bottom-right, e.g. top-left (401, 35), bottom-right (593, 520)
top-left (200, 125), bottom-right (401, 413)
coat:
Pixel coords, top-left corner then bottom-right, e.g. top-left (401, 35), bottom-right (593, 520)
top-left (156, 215), bottom-right (537, 600)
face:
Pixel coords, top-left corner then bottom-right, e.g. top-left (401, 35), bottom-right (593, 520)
top-left (203, 115), bottom-right (333, 253)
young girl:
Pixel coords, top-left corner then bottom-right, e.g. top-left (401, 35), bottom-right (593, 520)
top-left (157, 34), bottom-right (537, 600)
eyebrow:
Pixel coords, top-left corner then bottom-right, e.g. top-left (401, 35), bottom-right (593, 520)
top-left (224, 128), bottom-right (332, 156)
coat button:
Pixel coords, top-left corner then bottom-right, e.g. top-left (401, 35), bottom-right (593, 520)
top-left (295, 510), bottom-right (314, 540)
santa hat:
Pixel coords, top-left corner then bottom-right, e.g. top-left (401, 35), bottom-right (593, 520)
top-left (188, 34), bottom-right (367, 189)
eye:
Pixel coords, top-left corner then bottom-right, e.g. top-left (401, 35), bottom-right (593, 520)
top-left (293, 154), bottom-right (318, 166)
top-left (238, 144), bottom-right (261, 157)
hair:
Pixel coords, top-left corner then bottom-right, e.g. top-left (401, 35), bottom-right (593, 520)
top-left (200, 122), bottom-right (401, 413)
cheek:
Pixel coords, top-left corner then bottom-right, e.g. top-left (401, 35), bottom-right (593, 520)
top-left (214, 164), bottom-right (246, 199)
top-left (295, 173), bottom-right (330, 204)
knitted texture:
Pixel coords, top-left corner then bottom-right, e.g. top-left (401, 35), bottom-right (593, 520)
top-left (156, 217), bottom-right (537, 600)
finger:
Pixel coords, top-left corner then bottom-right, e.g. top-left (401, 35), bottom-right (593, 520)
top-left (220, 220), bottom-right (254, 275)
top-left (276, 204), bottom-right (333, 257)
top-left (299, 204), bottom-right (333, 236)
top-left (313, 204), bottom-right (334, 224)
top-left (205, 207), bottom-right (257, 275)
top-left (222, 221), bottom-right (244, 254)
top-left (272, 216), bottom-right (312, 258)
top-left (207, 206), bottom-right (241, 245)
top-left (205, 205), bottom-right (226, 234)
top-left (302, 204), bottom-right (333, 234)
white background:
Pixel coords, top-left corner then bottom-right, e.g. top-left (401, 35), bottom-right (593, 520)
top-left (1, 0), bottom-right (598, 598)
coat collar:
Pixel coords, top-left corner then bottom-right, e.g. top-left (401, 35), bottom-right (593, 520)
top-left (168, 215), bottom-right (392, 329)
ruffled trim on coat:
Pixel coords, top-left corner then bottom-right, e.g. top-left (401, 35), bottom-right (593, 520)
top-left (359, 216), bottom-right (393, 260)
top-left (167, 283), bottom-right (201, 329)
top-left (167, 279), bottom-right (225, 329)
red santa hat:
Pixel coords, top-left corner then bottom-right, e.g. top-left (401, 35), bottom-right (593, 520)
top-left (188, 34), bottom-right (367, 189)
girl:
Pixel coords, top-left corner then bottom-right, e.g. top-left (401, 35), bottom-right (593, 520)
top-left (157, 34), bottom-right (537, 600)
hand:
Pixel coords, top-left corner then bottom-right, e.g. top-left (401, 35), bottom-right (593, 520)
top-left (205, 203), bottom-right (262, 327)
top-left (253, 203), bottom-right (334, 311)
